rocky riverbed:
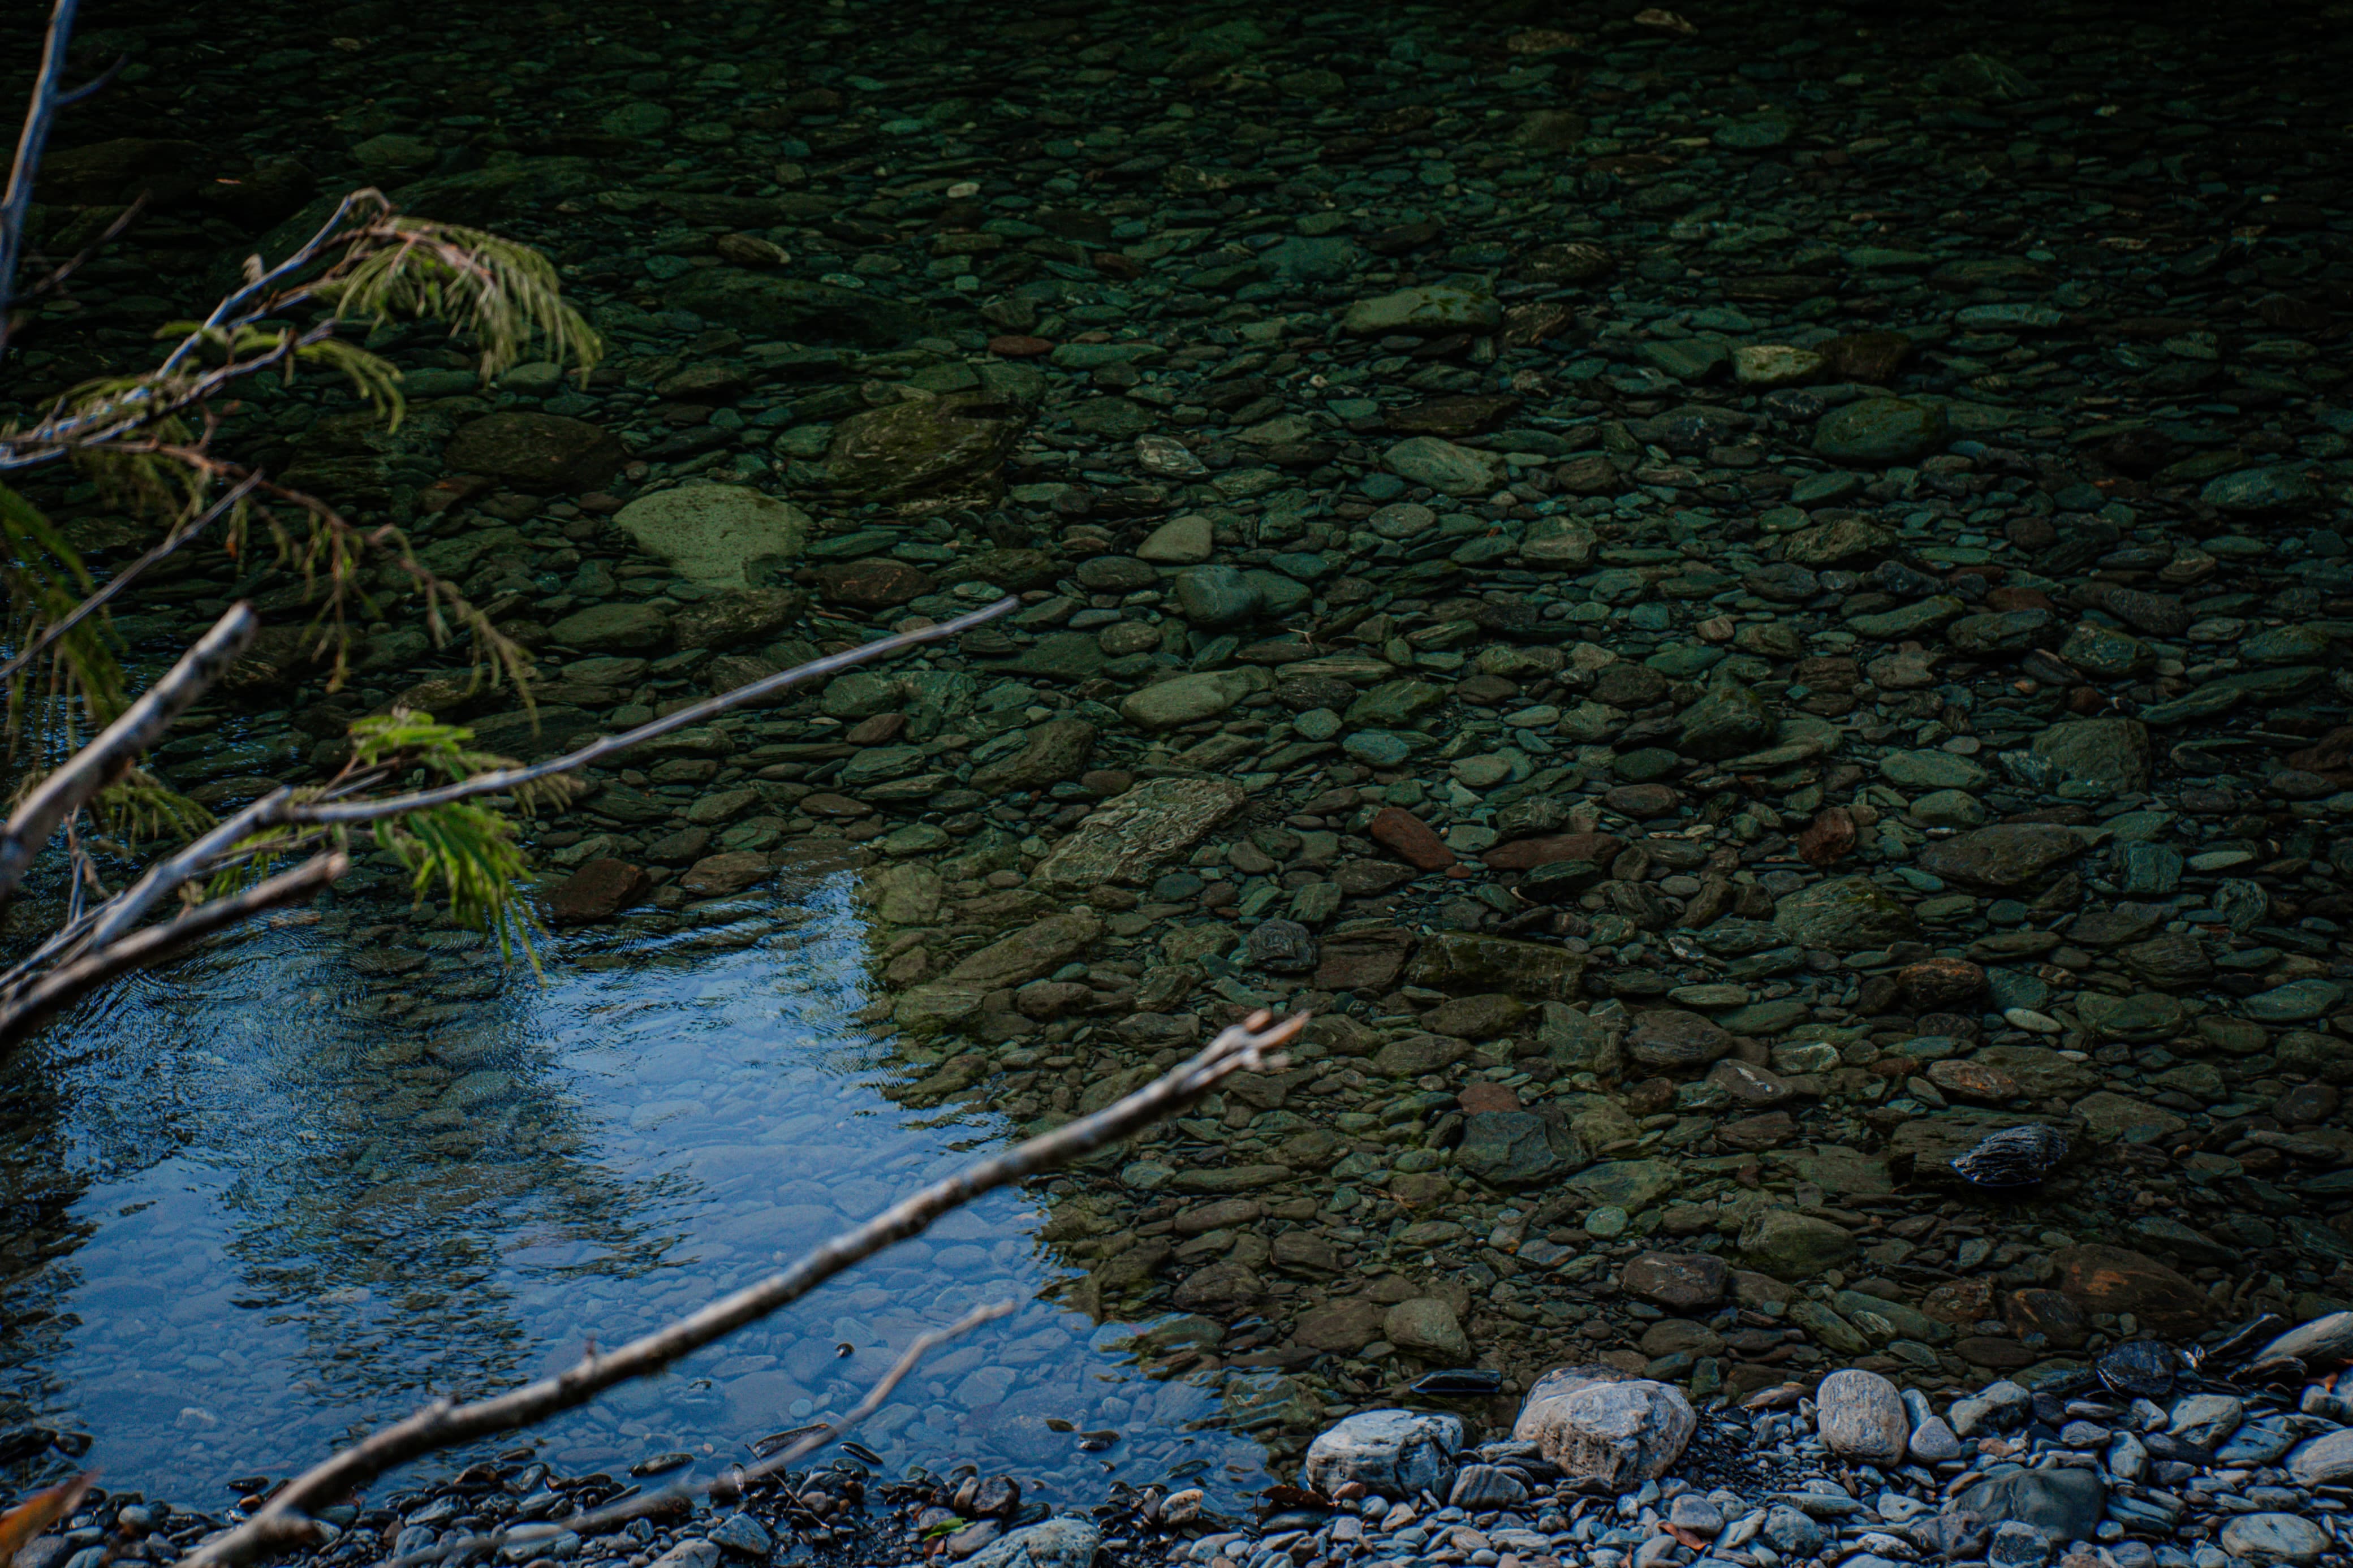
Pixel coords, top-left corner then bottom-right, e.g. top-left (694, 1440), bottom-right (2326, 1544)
top-left (3, 0), bottom-right (2353, 1551)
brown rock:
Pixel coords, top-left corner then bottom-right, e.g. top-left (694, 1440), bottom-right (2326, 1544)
top-left (1955, 1336), bottom-right (2039, 1369)
top-left (1422, 993), bottom-right (1529, 1039)
top-left (1987, 585), bottom-right (2055, 613)
top-left (1333, 859), bottom-right (1418, 897)
top-left (1387, 394), bottom-right (1521, 437)
top-left (1369, 806), bottom-right (1457, 871)
top-left (1898, 957), bottom-right (1986, 1010)
top-left (816, 558), bottom-right (936, 609)
top-left (546, 858), bottom-right (650, 926)
top-left (1927, 1058), bottom-right (2022, 1102)
top-left (2051, 1244), bottom-right (2216, 1335)
top-left (1797, 807), bottom-right (1856, 867)
top-left (1819, 331), bottom-right (1912, 384)
top-left (1921, 1276), bottom-right (1995, 1326)
top-left (1313, 929), bottom-right (1417, 992)
top-left (679, 850), bottom-right (770, 898)
top-left (1171, 1261), bottom-right (1264, 1312)
top-left (1293, 1298), bottom-right (1386, 1354)
top-left (2078, 583), bottom-right (2190, 638)
top-left (1272, 1232), bottom-right (1341, 1274)
top-left (1627, 1009), bottom-right (1734, 1070)
top-left (1459, 1082), bottom-right (1522, 1114)
top-left (1174, 1198), bottom-right (1263, 1235)
top-left (1707, 1060), bottom-right (1792, 1105)
top-left (1482, 832), bottom-right (1624, 871)
top-left (1718, 1111), bottom-right (1795, 1150)
top-left (2005, 1287), bottom-right (2091, 1349)
top-left (1622, 1251), bottom-right (1730, 1312)
top-left (1602, 784), bottom-right (1682, 818)
top-left (1553, 454), bottom-right (1625, 495)
top-left (845, 712), bottom-right (909, 746)
top-left (671, 586), bottom-right (808, 650)
top-left (443, 412), bottom-right (626, 493)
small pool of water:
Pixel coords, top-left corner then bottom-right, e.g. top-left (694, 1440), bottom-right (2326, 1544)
top-left (0, 857), bottom-right (1273, 1507)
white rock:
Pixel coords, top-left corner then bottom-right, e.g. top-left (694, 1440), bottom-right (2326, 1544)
top-left (1815, 1368), bottom-right (1908, 1466)
top-left (1511, 1366), bottom-right (1696, 1488)
top-left (1303, 1409), bottom-right (1463, 1499)
top-left (965, 1518), bottom-right (1102, 1568)
top-left (2218, 1513), bottom-right (2328, 1567)
top-left (2167, 1392), bottom-right (2243, 1448)
top-left (1949, 1380), bottom-right (2031, 1437)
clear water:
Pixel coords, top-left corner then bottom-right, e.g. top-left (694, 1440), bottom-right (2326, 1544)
top-left (0, 858), bottom-right (1272, 1506)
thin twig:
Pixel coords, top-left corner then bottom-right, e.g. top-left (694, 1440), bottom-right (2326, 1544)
top-left (72, 784), bottom-right (290, 953)
top-left (0, 602), bottom-right (256, 904)
top-left (52, 51), bottom-right (126, 110)
top-left (61, 597), bottom-right (1016, 959)
top-left (180, 1010), bottom-right (1308, 1568)
top-left (0, 472), bottom-right (258, 687)
top-left (15, 190), bottom-right (146, 303)
top-left (289, 595), bottom-right (1022, 827)
top-left (0, 597), bottom-right (1018, 1031)
top-left (374, 1302), bottom-right (1020, 1568)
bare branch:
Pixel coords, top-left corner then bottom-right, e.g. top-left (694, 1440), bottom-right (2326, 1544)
top-left (182, 1010), bottom-right (1309, 1568)
top-left (0, 602), bottom-right (256, 904)
top-left (0, 597), bottom-right (1018, 1026)
top-left (0, 0), bottom-right (84, 364)
top-left (0, 472), bottom-right (259, 687)
top-left (0, 850), bottom-right (346, 1043)
top-left (287, 595), bottom-right (1022, 828)
top-left (756, 1300), bottom-right (1018, 1471)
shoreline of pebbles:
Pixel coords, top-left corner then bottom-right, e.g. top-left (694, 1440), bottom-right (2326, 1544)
top-left (23, 1312), bottom-right (2353, 1568)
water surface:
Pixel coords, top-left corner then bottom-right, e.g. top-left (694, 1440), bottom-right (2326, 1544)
top-left (0, 861), bottom-right (1273, 1505)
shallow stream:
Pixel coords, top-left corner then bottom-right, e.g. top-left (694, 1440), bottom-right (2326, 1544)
top-left (0, 862), bottom-right (1272, 1505)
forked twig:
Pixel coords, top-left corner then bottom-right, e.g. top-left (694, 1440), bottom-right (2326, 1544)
top-left (182, 1010), bottom-right (1307, 1568)
top-left (376, 1301), bottom-right (1022, 1568)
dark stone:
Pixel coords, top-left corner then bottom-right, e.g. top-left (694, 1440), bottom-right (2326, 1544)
top-left (816, 558), bottom-right (936, 608)
top-left (1622, 1251), bottom-right (1730, 1311)
top-left (546, 858), bottom-right (650, 926)
top-left (445, 413), bottom-right (626, 493)
top-left (1952, 1469), bottom-right (2106, 1544)
top-left (1313, 930), bottom-right (1417, 992)
top-left (1455, 1111), bottom-right (1584, 1188)
top-left (1246, 919), bottom-right (1319, 974)
top-left (2052, 1245), bottom-right (2217, 1336)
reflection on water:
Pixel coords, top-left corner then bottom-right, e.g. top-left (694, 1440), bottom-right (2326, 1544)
top-left (0, 860), bottom-right (1273, 1505)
